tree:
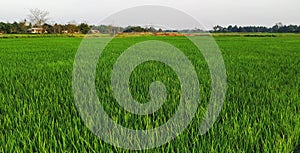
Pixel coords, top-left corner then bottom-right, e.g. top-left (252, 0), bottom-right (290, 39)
top-left (67, 24), bottom-right (77, 33)
top-left (78, 23), bottom-right (91, 34)
top-left (123, 26), bottom-right (147, 33)
top-left (213, 25), bottom-right (224, 32)
top-left (42, 23), bottom-right (53, 33)
top-left (53, 24), bottom-right (62, 34)
top-left (28, 8), bottom-right (49, 28)
top-left (11, 22), bottom-right (19, 33)
top-left (18, 20), bottom-right (27, 33)
top-left (0, 22), bottom-right (8, 33)
top-left (146, 26), bottom-right (157, 33)
top-left (28, 22), bottom-right (32, 29)
top-left (296, 26), bottom-right (300, 33)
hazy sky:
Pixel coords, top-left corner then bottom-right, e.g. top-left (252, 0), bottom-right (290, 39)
top-left (0, 0), bottom-right (299, 29)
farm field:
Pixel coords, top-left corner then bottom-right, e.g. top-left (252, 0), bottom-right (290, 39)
top-left (0, 35), bottom-right (300, 152)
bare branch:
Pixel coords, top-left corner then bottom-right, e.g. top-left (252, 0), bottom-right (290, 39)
top-left (28, 8), bottom-right (49, 27)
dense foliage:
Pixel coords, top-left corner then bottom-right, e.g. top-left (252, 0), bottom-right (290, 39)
top-left (212, 23), bottom-right (300, 33)
top-left (0, 22), bottom-right (92, 34)
top-left (1, 20), bottom-right (300, 34)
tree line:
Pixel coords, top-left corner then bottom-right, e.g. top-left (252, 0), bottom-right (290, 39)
top-left (1, 8), bottom-right (300, 34)
top-left (2, 21), bottom-right (300, 34)
top-left (0, 21), bottom-right (94, 34)
top-left (212, 23), bottom-right (300, 33)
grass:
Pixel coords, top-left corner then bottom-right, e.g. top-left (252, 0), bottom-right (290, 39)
top-left (211, 33), bottom-right (300, 37)
top-left (0, 35), bottom-right (299, 152)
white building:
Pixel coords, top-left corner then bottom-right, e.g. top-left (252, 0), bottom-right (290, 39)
top-left (27, 28), bottom-right (44, 34)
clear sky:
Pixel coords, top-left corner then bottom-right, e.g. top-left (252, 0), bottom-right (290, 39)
top-left (0, 0), bottom-right (299, 29)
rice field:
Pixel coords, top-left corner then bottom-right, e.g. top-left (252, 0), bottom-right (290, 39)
top-left (0, 34), bottom-right (299, 152)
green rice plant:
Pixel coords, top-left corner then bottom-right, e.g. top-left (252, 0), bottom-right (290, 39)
top-left (0, 35), bottom-right (299, 152)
